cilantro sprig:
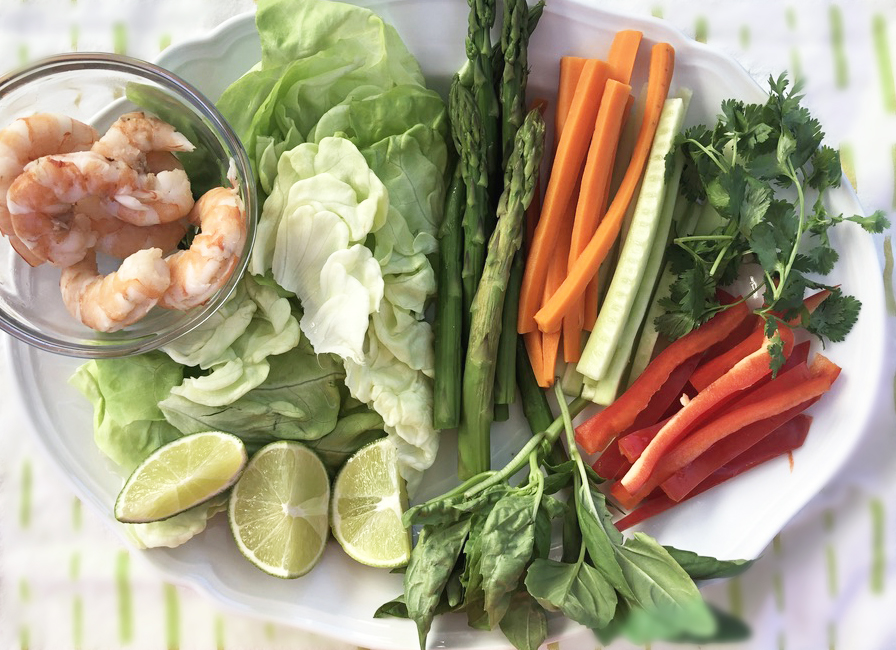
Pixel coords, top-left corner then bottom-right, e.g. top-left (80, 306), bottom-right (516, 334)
top-left (659, 73), bottom-right (889, 365)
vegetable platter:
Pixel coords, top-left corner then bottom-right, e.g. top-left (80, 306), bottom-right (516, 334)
top-left (6, 0), bottom-right (886, 649)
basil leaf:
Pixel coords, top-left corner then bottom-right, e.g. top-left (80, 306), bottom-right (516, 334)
top-left (404, 518), bottom-right (471, 647)
top-left (561, 501), bottom-right (582, 564)
top-left (374, 595), bottom-right (408, 619)
top-left (461, 512), bottom-right (491, 631)
top-left (479, 492), bottom-right (538, 628)
top-left (524, 558), bottom-right (617, 630)
top-left (613, 533), bottom-right (716, 644)
top-left (576, 482), bottom-right (631, 599)
top-left (499, 590), bottom-right (548, 650)
top-left (541, 459), bottom-right (576, 493)
top-left (663, 546), bottom-right (755, 580)
top-left (674, 604), bottom-right (751, 643)
top-left (533, 506), bottom-right (553, 560)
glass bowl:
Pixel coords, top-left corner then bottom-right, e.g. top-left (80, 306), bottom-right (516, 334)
top-left (0, 52), bottom-right (256, 357)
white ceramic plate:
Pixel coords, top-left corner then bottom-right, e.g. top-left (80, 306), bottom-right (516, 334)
top-left (9, 1), bottom-right (887, 649)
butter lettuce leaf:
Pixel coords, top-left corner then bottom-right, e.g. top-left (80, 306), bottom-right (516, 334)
top-left (217, 0), bottom-right (426, 190)
top-left (69, 353), bottom-right (184, 473)
top-left (159, 339), bottom-right (344, 445)
top-left (256, 137), bottom-right (388, 361)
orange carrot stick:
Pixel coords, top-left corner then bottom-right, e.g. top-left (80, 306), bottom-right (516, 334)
top-left (533, 42), bottom-right (675, 334)
top-left (563, 80), bottom-right (632, 355)
top-left (542, 209), bottom-right (574, 385)
top-left (607, 30), bottom-right (643, 84)
top-left (556, 56), bottom-right (588, 143)
top-left (518, 59), bottom-right (610, 334)
top-left (584, 93), bottom-right (635, 329)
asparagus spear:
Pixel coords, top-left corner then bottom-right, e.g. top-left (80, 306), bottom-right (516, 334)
top-left (433, 163), bottom-right (466, 430)
top-left (487, 0), bottom-right (545, 112)
top-left (494, 0), bottom-right (542, 411)
top-left (466, 0), bottom-right (500, 180)
top-left (499, 0), bottom-right (536, 164)
top-left (457, 109), bottom-right (545, 480)
top-left (449, 77), bottom-right (488, 334)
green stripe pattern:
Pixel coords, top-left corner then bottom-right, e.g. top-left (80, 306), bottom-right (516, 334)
top-left (113, 22), bottom-right (127, 55)
top-left (116, 551), bottom-right (134, 644)
top-left (694, 16), bottom-right (708, 43)
top-left (19, 461), bottom-right (31, 528)
top-left (165, 583), bottom-right (180, 650)
top-left (829, 6), bottom-right (849, 88)
top-left (71, 554), bottom-right (83, 649)
top-left (884, 235), bottom-right (895, 316)
top-left (785, 7), bottom-right (803, 81)
top-left (839, 143), bottom-right (857, 190)
top-left (824, 510), bottom-right (839, 597)
top-left (870, 498), bottom-right (886, 594)
top-left (872, 14), bottom-right (896, 113)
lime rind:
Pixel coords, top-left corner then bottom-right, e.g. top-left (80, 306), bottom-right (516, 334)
top-left (114, 431), bottom-right (247, 524)
top-left (228, 440), bottom-right (330, 579)
top-left (330, 438), bottom-right (411, 569)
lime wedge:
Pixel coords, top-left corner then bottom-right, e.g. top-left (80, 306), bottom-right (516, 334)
top-left (228, 441), bottom-right (330, 578)
top-left (114, 431), bottom-right (247, 524)
top-left (331, 438), bottom-right (410, 568)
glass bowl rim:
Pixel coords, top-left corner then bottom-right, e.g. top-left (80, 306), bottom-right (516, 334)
top-left (0, 51), bottom-right (258, 358)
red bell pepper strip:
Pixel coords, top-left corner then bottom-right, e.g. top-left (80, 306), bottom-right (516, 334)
top-left (689, 290), bottom-right (829, 392)
top-left (575, 300), bottom-right (751, 454)
top-left (616, 341), bottom-right (809, 491)
top-left (689, 319), bottom-right (765, 392)
top-left (643, 351), bottom-right (839, 495)
top-left (660, 396), bottom-right (818, 501)
top-left (626, 353), bottom-right (702, 433)
top-left (615, 413), bottom-right (813, 530)
top-left (619, 326), bottom-right (795, 494)
top-left (591, 440), bottom-right (631, 481)
top-left (699, 312), bottom-right (759, 366)
top-left (724, 355), bottom-right (812, 411)
top-left (618, 417), bottom-right (671, 463)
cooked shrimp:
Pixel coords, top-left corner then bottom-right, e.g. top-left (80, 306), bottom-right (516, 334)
top-left (6, 151), bottom-right (137, 266)
top-left (8, 150), bottom-right (194, 265)
top-left (101, 167), bottom-right (194, 226)
top-left (159, 185), bottom-right (246, 310)
top-left (78, 195), bottom-right (187, 259)
top-left (0, 113), bottom-right (98, 265)
top-left (92, 111), bottom-right (194, 170)
top-left (60, 248), bottom-right (171, 332)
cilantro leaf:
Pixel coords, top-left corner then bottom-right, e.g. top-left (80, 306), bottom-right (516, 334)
top-left (766, 327), bottom-right (786, 377)
top-left (666, 71), bottom-right (865, 348)
top-left (846, 210), bottom-right (891, 233)
top-left (805, 289), bottom-right (861, 344)
top-left (806, 145), bottom-right (841, 190)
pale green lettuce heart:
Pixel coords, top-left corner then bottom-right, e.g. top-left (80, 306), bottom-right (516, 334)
top-left (161, 280), bottom-right (255, 369)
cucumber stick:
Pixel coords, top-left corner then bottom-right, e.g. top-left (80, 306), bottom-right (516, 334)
top-left (582, 150), bottom-right (685, 404)
top-left (576, 95), bottom-right (688, 382)
top-left (625, 195), bottom-right (702, 387)
top-left (625, 264), bottom-right (677, 388)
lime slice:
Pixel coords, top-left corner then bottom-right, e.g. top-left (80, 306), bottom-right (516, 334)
top-left (114, 431), bottom-right (247, 524)
top-left (331, 438), bottom-right (410, 568)
top-left (228, 441), bottom-right (330, 579)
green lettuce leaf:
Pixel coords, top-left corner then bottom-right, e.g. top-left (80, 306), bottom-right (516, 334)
top-left (159, 338), bottom-right (344, 444)
top-left (217, 0), bottom-right (425, 187)
top-left (69, 353), bottom-right (184, 473)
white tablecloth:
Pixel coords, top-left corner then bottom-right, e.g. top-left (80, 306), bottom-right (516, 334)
top-left (0, 1), bottom-right (894, 649)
